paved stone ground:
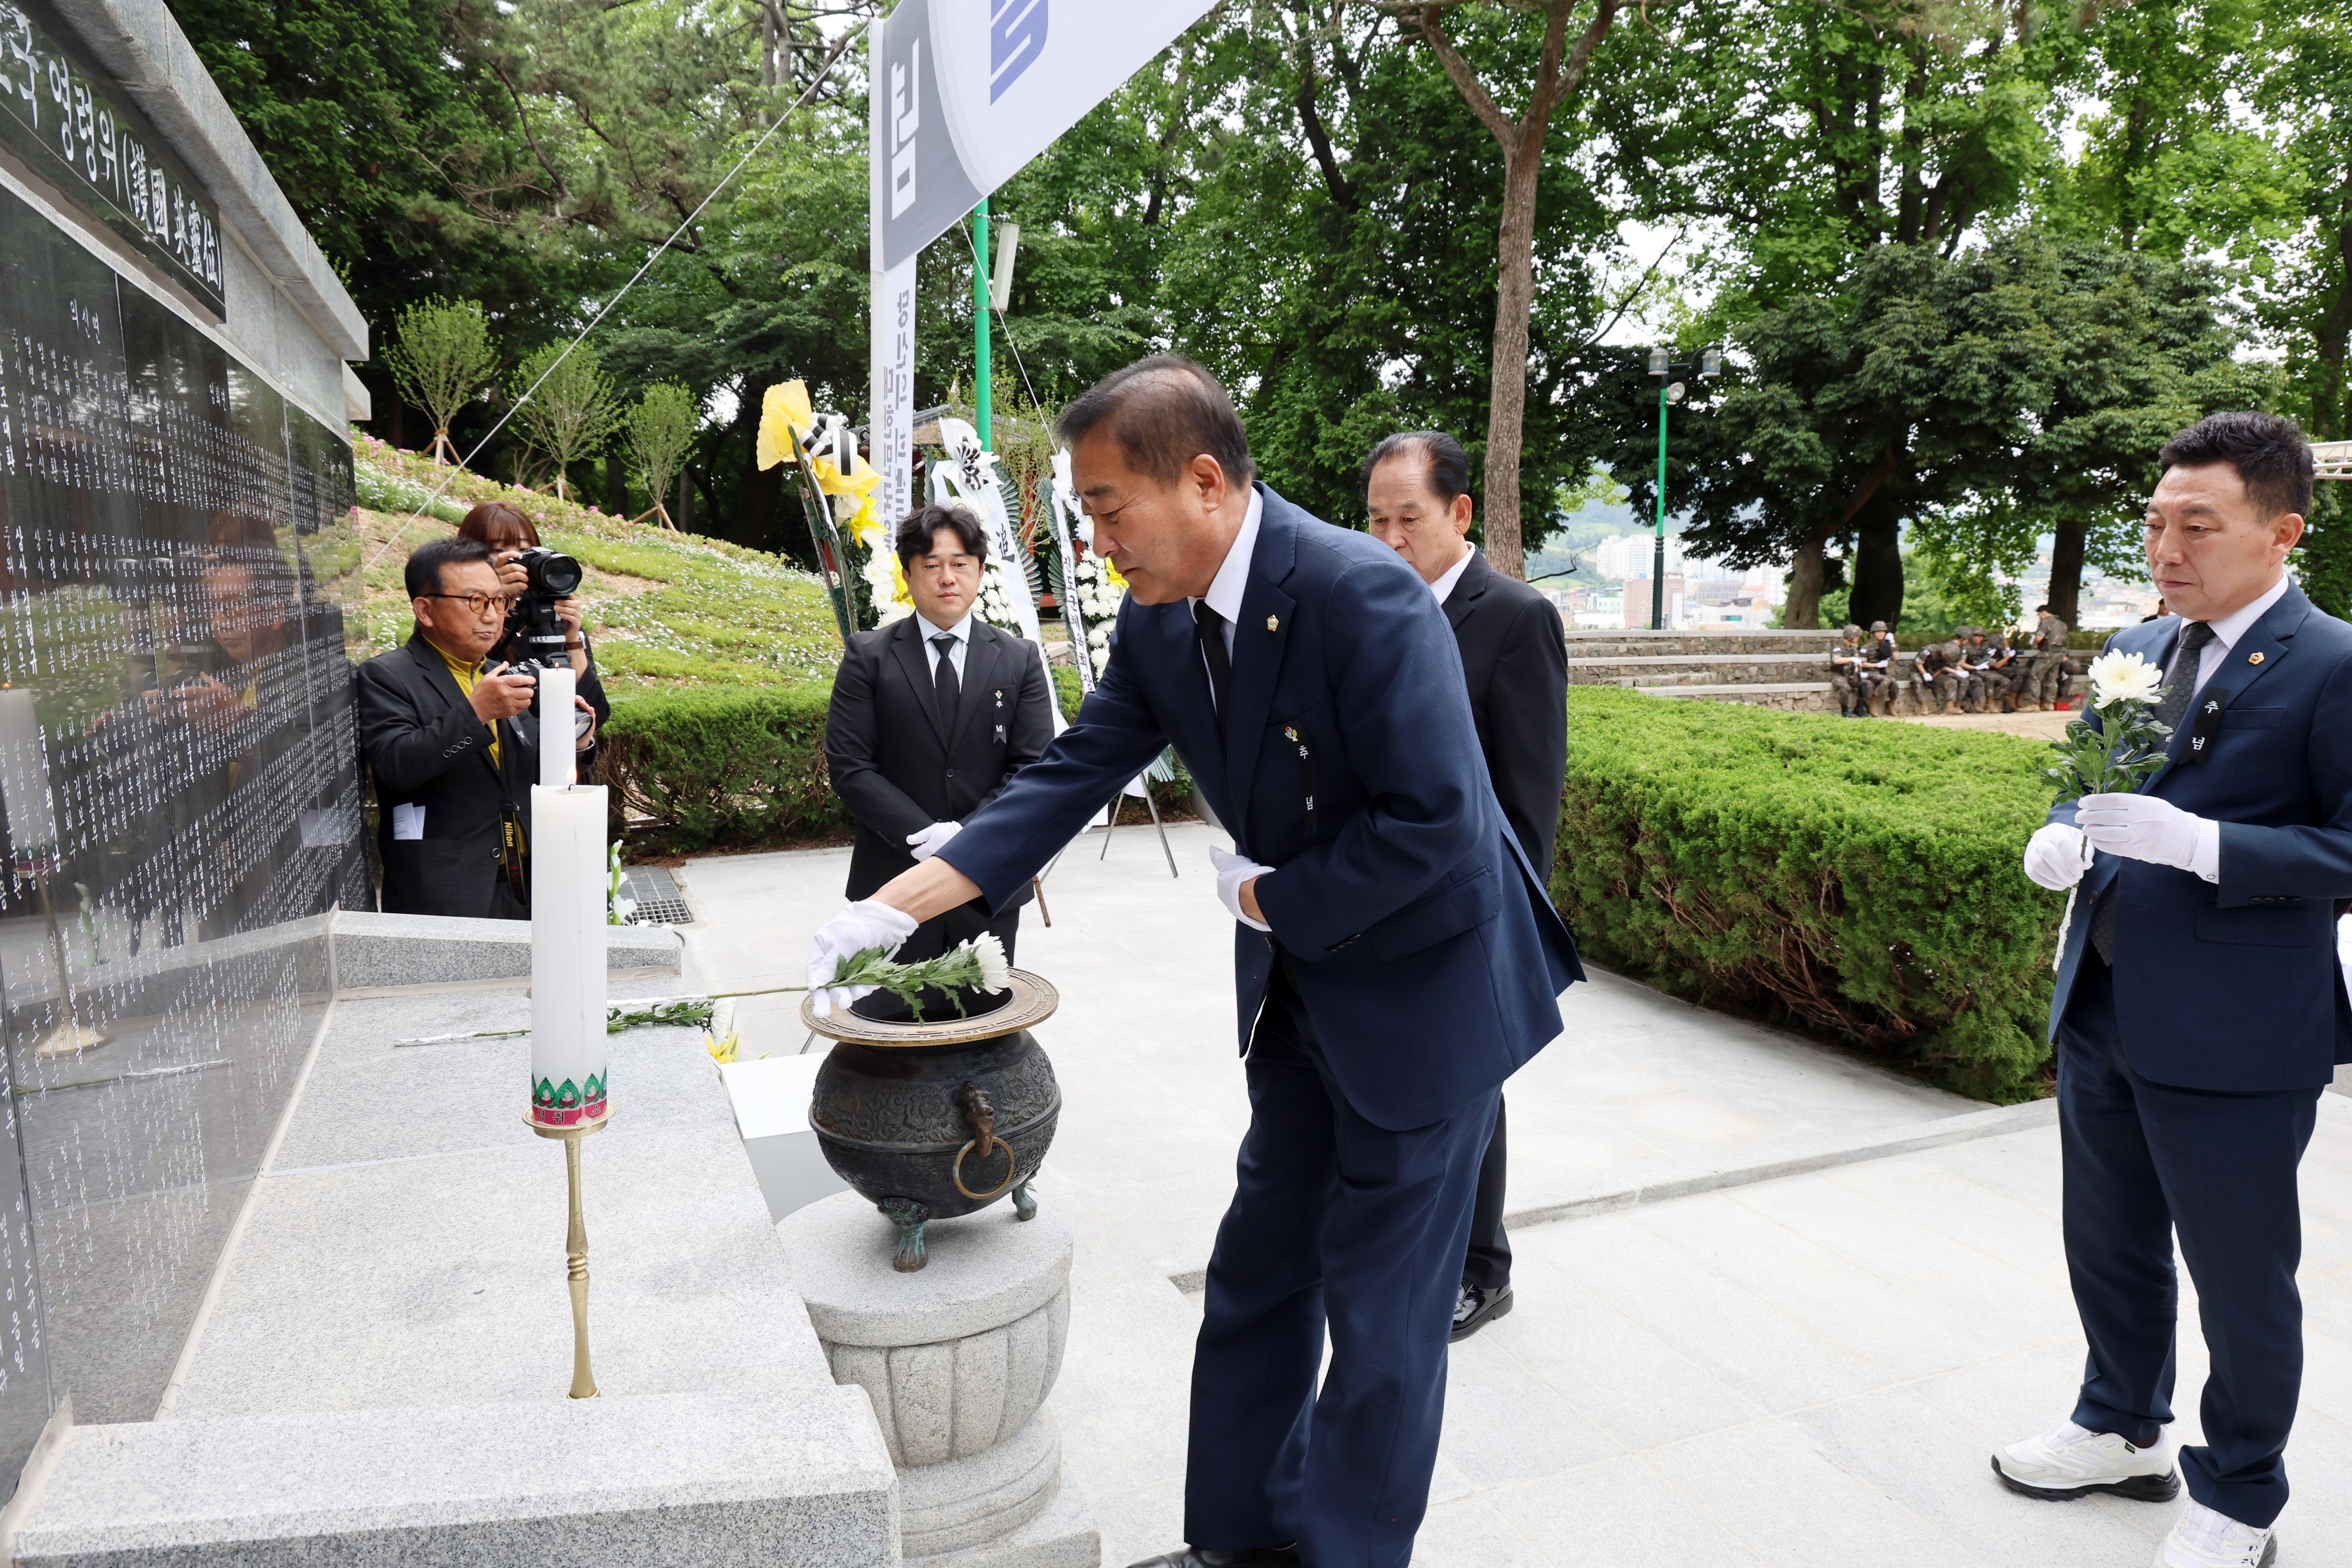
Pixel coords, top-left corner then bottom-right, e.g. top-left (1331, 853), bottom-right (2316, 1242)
top-left (1896, 709), bottom-right (2075, 740)
top-left (677, 824), bottom-right (2352, 1567)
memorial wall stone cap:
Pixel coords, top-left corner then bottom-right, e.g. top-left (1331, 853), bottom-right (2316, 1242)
top-left (329, 908), bottom-right (683, 991)
top-left (42, 0), bottom-right (368, 359)
top-left (13, 1387), bottom-right (897, 1567)
top-left (781, 1193), bottom-right (1072, 1348)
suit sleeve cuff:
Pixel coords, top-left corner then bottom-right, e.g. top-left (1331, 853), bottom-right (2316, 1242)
top-left (2193, 816), bottom-right (2221, 884)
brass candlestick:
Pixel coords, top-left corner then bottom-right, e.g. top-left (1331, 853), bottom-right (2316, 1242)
top-left (527, 1112), bottom-right (612, 1397)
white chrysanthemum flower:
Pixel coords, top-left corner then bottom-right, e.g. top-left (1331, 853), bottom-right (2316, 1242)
top-left (2088, 650), bottom-right (2162, 707)
top-left (969, 932), bottom-right (1012, 993)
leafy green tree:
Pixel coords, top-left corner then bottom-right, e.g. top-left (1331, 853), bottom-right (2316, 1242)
top-left (509, 345), bottom-right (622, 502)
top-left (1361, 0), bottom-right (1623, 577)
top-left (625, 384), bottom-right (701, 528)
top-left (383, 299), bottom-right (502, 463)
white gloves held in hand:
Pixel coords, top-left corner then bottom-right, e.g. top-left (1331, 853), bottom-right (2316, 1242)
top-left (805, 899), bottom-right (920, 1017)
top-left (1209, 845), bottom-right (1275, 932)
top-left (2076, 791), bottom-right (2213, 877)
top-left (2022, 824), bottom-right (2087, 890)
top-left (905, 820), bottom-right (962, 862)
top-left (2021, 794), bottom-right (2220, 890)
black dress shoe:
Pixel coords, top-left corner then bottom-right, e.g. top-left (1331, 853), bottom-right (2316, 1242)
top-left (1451, 1280), bottom-right (1514, 1342)
top-left (1126, 1548), bottom-right (1301, 1568)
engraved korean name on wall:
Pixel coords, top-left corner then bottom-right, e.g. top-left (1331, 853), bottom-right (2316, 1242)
top-left (0, 179), bottom-right (361, 1492)
top-left (0, 0), bottom-right (227, 317)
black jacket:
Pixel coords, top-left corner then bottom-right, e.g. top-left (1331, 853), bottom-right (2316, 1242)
top-left (357, 630), bottom-right (591, 918)
top-left (1443, 549), bottom-right (1569, 873)
top-left (825, 616), bottom-right (1056, 905)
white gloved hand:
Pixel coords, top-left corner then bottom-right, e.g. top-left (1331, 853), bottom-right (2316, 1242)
top-left (905, 820), bottom-right (962, 862)
top-left (2076, 792), bottom-right (2206, 872)
top-left (2023, 823), bottom-right (2088, 890)
top-left (1209, 845), bottom-right (1275, 933)
top-left (805, 899), bottom-right (921, 1017)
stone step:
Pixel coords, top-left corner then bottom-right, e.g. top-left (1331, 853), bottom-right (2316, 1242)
top-left (1562, 630), bottom-right (1841, 658)
top-left (1571, 652), bottom-right (1833, 687)
top-left (1636, 682), bottom-right (1838, 713)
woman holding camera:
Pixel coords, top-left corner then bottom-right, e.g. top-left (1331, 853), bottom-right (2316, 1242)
top-left (456, 502), bottom-right (611, 737)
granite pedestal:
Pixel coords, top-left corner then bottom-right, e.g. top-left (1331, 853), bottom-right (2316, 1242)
top-left (782, 1193), bottom-right (1099, 1568)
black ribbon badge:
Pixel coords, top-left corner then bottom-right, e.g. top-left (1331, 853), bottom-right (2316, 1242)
top-left (2179, 685), bottom-right (2230, 765)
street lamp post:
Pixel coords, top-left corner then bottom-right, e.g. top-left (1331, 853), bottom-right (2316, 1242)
top-left (1645, 345), bottom-right (1723, 631)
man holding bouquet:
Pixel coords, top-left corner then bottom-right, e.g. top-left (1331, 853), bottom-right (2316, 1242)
top-left (2006, 413), bottom-right (2348, 1568)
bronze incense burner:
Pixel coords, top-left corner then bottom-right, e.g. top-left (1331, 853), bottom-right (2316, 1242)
top-left (800, 970), bottom-right (1061, 1270)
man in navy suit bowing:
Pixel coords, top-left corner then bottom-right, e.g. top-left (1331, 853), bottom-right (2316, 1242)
top-left (1996, 413), bottom-right (2350, 1568)
top-left (805, 356), bottom-right (1582, 1568)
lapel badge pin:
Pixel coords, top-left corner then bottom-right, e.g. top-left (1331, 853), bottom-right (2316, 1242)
top-left (1266, 615), bottom-right (1280, 632)
top-left (2249, 651), bottom-right (2265, 664)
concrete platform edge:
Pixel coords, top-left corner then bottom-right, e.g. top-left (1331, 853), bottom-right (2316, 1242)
top-left (1164, 1098), bottom-right (2056, 1292)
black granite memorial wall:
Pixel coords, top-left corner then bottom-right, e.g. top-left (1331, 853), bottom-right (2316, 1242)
top-left (0, 178), bottom-right (365, 1486)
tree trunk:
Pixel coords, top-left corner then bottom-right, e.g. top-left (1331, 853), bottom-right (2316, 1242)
top-left (1848, 513), bottom-right (1905, 629)
top-left (675, 470), bottom-right (694, 533)
top-left (1783, 529), bottom-right (1830, 629)
top-left (2048, 511), bottom-right (2086, 628)
top-left (606, 453), bottom-right (628, 515)
top-left (1481, 136), bottom-right (1542, 580)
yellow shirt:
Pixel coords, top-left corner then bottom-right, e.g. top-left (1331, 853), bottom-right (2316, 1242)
top-left (436, 647), bottom-right (502, 767)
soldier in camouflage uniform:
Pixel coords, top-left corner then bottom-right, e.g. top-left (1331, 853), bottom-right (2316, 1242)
top-left (1829, 623), bottom-right (1866, 716)
top-left (1965, 625), bottom-right (2013, 712)
top-left (1912, 632), bottom-right (1968, 714)
top-left (1983, 625), bottom-right (2024, 711)
top-left (1857, 620), bottom-right (1896, 714)
top-left (2028, 603), bottom-right (2072, 710)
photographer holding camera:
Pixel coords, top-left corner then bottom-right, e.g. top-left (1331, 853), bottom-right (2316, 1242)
top-left (357, 535), bottom-right (598, 919)
top-left (459, 503), bottom-right (611, 736)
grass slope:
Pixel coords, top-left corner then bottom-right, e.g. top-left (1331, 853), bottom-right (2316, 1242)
top-left (349, 434), bottom-right (845, 698)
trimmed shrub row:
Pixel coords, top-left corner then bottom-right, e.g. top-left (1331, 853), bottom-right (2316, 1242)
top-left (1554, 685), bottom-right (2062, 1101)
top-left (599, 686), bottom-right (846, 855)
top-left (603, 678), bottom-right (2063, 1100)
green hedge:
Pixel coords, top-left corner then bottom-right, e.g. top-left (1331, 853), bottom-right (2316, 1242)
top-left (602, 664), bottom-right (1182, 854)
top-left (599, 687), bottom-right (845, 854)
top-left (1555, 686), bottom-right (2063, 1101)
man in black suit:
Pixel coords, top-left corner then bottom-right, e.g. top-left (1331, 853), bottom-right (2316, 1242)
top-left (824, 503), bottom-right (1056, 973)
top-left (357, 535), bottom-right (596, 919)
top-left (1364, 429), bottom-right (1568, 1343)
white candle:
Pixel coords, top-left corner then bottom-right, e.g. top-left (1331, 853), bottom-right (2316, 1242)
top-left (537, 665), bottom-right (577, 789)
top-left (0, 688), bottom-right (57, 871)
top-left (531, 784), bottom-right (609, 1125)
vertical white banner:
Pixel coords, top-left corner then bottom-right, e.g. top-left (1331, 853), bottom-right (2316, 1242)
top-left (870, 256), bottom-right (917, 533)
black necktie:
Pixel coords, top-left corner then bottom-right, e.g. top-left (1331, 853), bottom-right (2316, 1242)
top-left (931, 634), bottom-right (960, 730)
top-left (1194, 601), bottom-right (1231, 746)
top-left (2090, 620), bottom-right (2218, 964)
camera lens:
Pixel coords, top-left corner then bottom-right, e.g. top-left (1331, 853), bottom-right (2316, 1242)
top-left (522, 547), bottom-right (583, 596)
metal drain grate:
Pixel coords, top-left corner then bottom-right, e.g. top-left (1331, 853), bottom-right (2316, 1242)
top-left (620, 865), bottom-right (693, 926)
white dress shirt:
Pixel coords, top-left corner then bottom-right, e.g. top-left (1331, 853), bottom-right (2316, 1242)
top-left (1427, 542), bottom-right (1475, 605)
top-left (2158, 573), bottom-right (2291, 883)
top-left (1188, 486), bottom-right (1265, 667)
top-left (916, 611), bottom-right (974, 681)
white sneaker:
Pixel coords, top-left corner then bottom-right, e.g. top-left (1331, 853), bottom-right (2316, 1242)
top-left (1991, 1419), bottom-right (2181, 1501)
top-left (2153, 1501), bottom-right (2277, 1567)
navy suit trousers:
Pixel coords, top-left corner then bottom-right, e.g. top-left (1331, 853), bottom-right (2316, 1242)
top-left (1184, 962), bottom-right (1497, 1567)
top-left (2060, 956), bottom-right (2321, 1528)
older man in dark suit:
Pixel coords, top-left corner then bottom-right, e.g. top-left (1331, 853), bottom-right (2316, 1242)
top-left (1364, 429), bottom-right (1567, 1343)
top-left (2000, 413), bottom-right (2351, 1568)
top-left (357, 535), bottom-right (595, 919)
top-left (823, 502), bottom-right (1056, 978)
top-left (806, 357), bottom-right (1582, 1568)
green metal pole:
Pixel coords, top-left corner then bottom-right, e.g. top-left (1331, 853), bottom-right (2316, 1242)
top-left (1651, 380), bottom-right (1670, 631)
top-left (974, 198), bottom-right (992, 450)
